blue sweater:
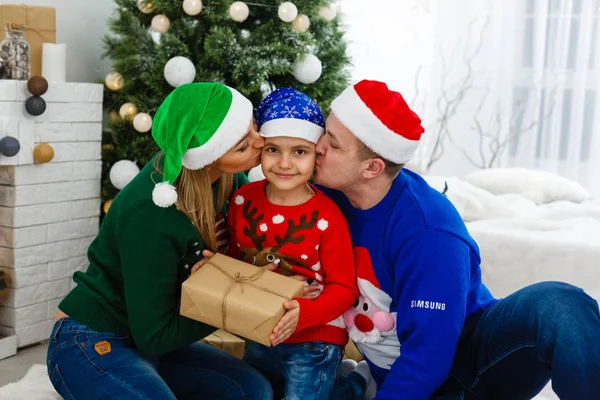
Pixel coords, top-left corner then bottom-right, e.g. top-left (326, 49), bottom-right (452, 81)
top-left (319, 170), bottom-right (497, 400)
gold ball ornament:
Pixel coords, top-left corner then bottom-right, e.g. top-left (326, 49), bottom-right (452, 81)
top-left (292, 14), bottom-right (310, 32)
top-left (33, 143), bottom-right (54, 163)
top-left (105, 72), bottom-right (124, 91)
top-left (183, 0), bottom-right (203, 16)
top-left (109, 111), bottom-right (121, 123)
top-left (152, 14), bottom-right (171, 33)
top-left (229, 2), bottom-right (249, 22)
top-left (137, 0), bottom-right (154, 14)
top-left (119, 103), bottom-right (138, 120)
top-left (103, 199), bottom-right (113, 214)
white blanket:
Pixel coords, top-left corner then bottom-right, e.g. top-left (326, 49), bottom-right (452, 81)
top-left (424, 174), bottom-right (599, 400)
top-left (424, 175), bottom-right (600, 301)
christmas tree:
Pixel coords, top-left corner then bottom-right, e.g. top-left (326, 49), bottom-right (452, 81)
top-left (100, 0), bottom-right (351, 212)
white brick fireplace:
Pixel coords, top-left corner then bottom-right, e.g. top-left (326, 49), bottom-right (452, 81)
top-left (0, 80), bottom-right (103, 356)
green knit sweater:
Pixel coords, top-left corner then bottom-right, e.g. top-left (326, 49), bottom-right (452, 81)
top-left (59, 158), bottom-right (248, 357)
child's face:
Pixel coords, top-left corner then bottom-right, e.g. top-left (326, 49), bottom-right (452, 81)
top-left (261, 136), bottom-right (316, 192)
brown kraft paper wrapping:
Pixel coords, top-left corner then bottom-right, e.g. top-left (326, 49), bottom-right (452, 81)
top-left (181, 253), bottom-right (305, 346)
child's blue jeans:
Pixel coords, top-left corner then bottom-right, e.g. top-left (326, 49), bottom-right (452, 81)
top-left (243, 340), bottom-right (344, 400)
top-left (46, 317), bottom-right (273, 399)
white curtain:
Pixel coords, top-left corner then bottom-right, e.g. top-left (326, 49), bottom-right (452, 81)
top-left (342, 0), bottom-right (600, 196)
top-left (505, 0), bottom-right (600, 196)
top-left (419, 0), bottom-right (600, 195)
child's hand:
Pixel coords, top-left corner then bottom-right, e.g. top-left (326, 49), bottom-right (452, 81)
top-left (270, 300), bottom-right (300, 346)
top-left (264, 262), bottom-right (279, 272)
top-left (190, 250), bottom-right (214, 274)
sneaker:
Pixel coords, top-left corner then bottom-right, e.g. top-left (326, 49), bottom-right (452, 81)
top-left (337, 359), bottom-right (358, 379)
top-left (354, 361), bottom-right (377, 400)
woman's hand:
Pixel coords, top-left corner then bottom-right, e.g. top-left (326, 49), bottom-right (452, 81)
top-left (270, 300), bottom-right (300, 346)
top-left (190, 250), bottom-right (214, 274)
top-left (288, 274), bottom-right (321, 299)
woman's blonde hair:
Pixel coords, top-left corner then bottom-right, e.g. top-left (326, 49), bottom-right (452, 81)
top-left (153, 153), bottom-right (233, 252)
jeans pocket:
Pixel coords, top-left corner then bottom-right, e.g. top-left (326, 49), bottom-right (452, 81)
top-left (47, 360), bottom-right (75, 400)
top-left (75, 332), bottom-right (133, 373)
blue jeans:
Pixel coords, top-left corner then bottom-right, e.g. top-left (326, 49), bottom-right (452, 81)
top-left (46, 318), bottom-right (273, 400)
top-left (243, 341), bottom-right (343, 400)
top-left (333, 282), bottom-right (600, 400)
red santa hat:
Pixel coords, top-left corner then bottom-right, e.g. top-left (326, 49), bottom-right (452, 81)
top-left (330, 80), bottom-right (425, 164)
top-left (354, 247), bottom-right (392, 312)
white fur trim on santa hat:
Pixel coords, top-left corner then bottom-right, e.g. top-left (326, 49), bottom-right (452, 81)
top-left (358, 277), bottom-right (392, 312)
top-left (330, 86), bottom-right (420, 164)
top-left (260, 118), bottom-right (324, 144)
top-left (182, 87), bottom-right (253, 170)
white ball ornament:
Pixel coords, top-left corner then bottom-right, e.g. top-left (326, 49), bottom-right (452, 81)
top-left (133, 112), bottom-right (153, 133)
top-left (164, 56), bottom-right (196, 87)
top-left (318, 5), bottom-right (336, 21)
top-left (229, 2), bottom-right (249, 22)
top-left (119, 102), bottom-right (138, 120)
top-left (151, 14), bottom-right (171, 33)
top-left (183, 0), bottom-right (203, 16)
top-left (292, 54), bottom-right (322, 84)
top-left (110, 160), bottom-right (140, 190)
top-left (292, 14), bottom-right (310, 33)
top-left (105, 72), bottom-right (124, 91)
top-left (278, 2), bottom-right (298, 22)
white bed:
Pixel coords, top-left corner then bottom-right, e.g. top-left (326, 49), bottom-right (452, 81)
top-left (424, 168), bottom-right (599, 400)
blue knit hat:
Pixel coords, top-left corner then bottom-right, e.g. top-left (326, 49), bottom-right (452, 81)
top-left (254, 88), bottom-right (324, 144)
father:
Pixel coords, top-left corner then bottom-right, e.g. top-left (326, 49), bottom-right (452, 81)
top-left (315, 80), bottom-right (600, 399)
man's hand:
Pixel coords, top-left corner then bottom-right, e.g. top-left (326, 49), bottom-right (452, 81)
top-left (190, 250), bottom-right (214, 274)
top-left (270, 300), bottom-right (300, 346)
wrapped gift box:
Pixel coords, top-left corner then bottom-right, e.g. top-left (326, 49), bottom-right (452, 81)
top-left (181, 253), bottom-right (304, 346)
top-left (201, 329), bottom-right (246, 359)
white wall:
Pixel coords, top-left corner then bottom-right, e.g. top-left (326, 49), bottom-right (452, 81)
top-left (340, 0), bottom-right (437, 111)
top-left (0, 0), bottom-right (115, 83)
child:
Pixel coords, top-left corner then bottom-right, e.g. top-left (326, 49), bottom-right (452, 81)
top-left (227, 88), bottom-right (358, 400)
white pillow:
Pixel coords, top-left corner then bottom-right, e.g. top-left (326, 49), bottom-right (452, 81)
top-left (464, 168), bottom-right (592, 205)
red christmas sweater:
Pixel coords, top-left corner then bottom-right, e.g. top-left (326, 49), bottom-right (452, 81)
top-left (227, 180), bottom-right (358, 346)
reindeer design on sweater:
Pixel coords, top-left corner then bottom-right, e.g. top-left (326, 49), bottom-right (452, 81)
top-left (239, 200), bottom-right (319, 276)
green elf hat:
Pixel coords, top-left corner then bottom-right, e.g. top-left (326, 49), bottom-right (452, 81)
top-left (151, 82), bottom-right (253, 207)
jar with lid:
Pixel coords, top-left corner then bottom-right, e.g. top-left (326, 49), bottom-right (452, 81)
top-left (0, 23), bottom-right (30, 80)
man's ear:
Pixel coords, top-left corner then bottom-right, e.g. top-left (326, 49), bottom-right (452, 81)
top-left (362, 158), bottom-right (385, 179)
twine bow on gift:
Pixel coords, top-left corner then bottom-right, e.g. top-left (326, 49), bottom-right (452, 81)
top-left (206, 261), bottom-right (293, 332)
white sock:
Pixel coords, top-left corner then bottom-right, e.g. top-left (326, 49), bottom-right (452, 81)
top-left (337, 359), bottom-right (358, 379)
top-left (354, 361), bottom-right (377, 400)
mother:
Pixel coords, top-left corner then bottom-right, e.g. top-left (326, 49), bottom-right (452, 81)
top-left (46, 82), bottom-right (271, 399)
